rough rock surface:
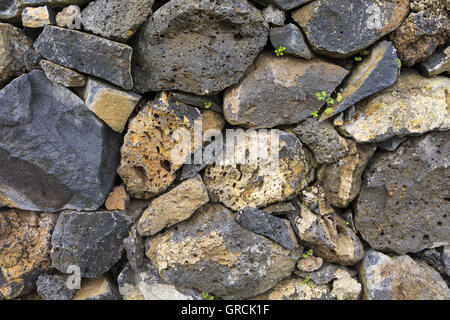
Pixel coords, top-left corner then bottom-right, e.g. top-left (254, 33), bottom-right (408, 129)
top-left (0, 1), bottom-right (89, 21)
top-left (269, 23), bottom-right (313, 59)
top-left (355, 131), bottom-right (450, 254)
top-left (294, 118), bottom-right (357, 164)
top-left (289, 204), bottom-right (364, 266)
top-left (317, 144), bottom-right (377, 208)
top-left (39, 59), bottom-right (86, 87)
top-left (81, 77), bottom-right (142, 133)
top-left (34, 26), bottom-right (133, 89)
top-left (0, 22), bottom-right (33, 86)
top-left (296, 262), bottom-right (357, 285)
top-left (293, 0), bottom-right (410, 58)
top-left (300, 184), bottom-right (334, 216)
top-left (390, 10), bottom-right (449, 67)
top-left (0, 70), bottom-right (121, 212)
top-left (22, 6), bottom-right (56, 28)
top-left (73, 276), bottom-right (120, 300)
top-left (235, 207), bottom-right (299, 250)
top-left (105, 185), bottom-right (130, 211)
top-left (56, 5), bottom-right (81, 28)
top-left (321, 41), bottom-right (399, 119)
top-left (262, 5), bottom-right (285, 26)
top-left (420, 46), bottom-right (450, 76)
top-left (252, 276), bottom-right (333, 300)
top-left (132, 0), bottom-right (268, 95)
top-left (145, 203), bottom-right (300, 300)
top-left (36, 273), bottom-right (75, 300)
top-left (0, 210), bottom-right (56, 299)
top-left (297, 256), bottom-right (323, 273)
top-left (331, 276), bottom-right (362, 300)
top-left (224, 52), bottom-right (348, 128)
top-left (117, 92), bottom-right (202, 199)
top-left (118, 262), bottom-right (202, 300)
top-left (50, 210), bottom-right (135, 278)
top-left (204, 131), bottom-right (315, 211)
top-left (359, 250), bottom-right (450, 300)
top-left (254, 0), bottom-right (313, 11)
top-left (339, 69), bottom-right (450, 143)
top-left (136, 175), bottom-right (209, 236)
top-left (81, 0), bottom-right (154, 42)
top-left (123, 227), bottom-right (144, 270)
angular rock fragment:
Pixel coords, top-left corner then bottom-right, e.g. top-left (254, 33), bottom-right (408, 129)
top-left (81, 77), bottom-right (141, 133)
top-left (414, 247), bottom-right (450, 279)
top-left (269, 23), bottom-right (312, 59)
top-left (22, 6), bottom-right (55, 28)
top-left (294, 118), bottom-right (357, 164)
top-left (123, 227), bottom-right (144, 270)
top-left (254, 0), bottom-right (313, 11)
top-left (146, 203), bottom-right (300, 300)
top-left (171, 92), bottom-right (222, 114)
top-left (235, 207), bottom-right (299, 250)
top-left (296, 262), bottom-right (356, 285)
top-left (359, 250), bottom-right (450, 300)
top-left (50, 210), bottom-right (135, 278)
top-left (0, 210), bottom-right (56, 299)
top-left (390, 10), bottom-right (449, 67)
top-left (224, 52), bottom-right (348, 128)
top-left (262, 5), bottom-right (285, 26)
top-left (293, 0), bottom-right (409, 58)
top-left (0, 70), bottom-right (121, 212)
top-left (204, 131), bottom-right (315, 211)
top-left (297, 256), bottom-right (323, 273)
top-left (34, 26), bottom-right (133, 89)
top-left (36, 273), bottom-right (76, 300)
top-left (300, 184), bottom-right (334, 216)
top-left (355, 131), bottom-right (450, 254)
top-left (118, 92), bottom-right (202, 199)
top-left (132, 0), bottom-right (268, 95)
top-left (0, 22), bottom-right (33, 86)
top-left (289, 204), bottom-right (364, 266)
top-left (263, 201), bottom-right (298, 216)
top-left (331, 276), bottom-right (361, 300)
top-left (251, 276), bottom-right (333, 300)
top-left (81, 0), bottom-right (154, 42)
top-left (118, 262), bottom-right (203, 300)
top-left (136, 175), bottom-right (209, 236)
top-left (321, 41), bottom-right (399, 119)
top-left (39, 59), bottom-right (86, 87)
top-left (317, 144), bottom-right (377, 208)
top-left (339, 69), bottom-right (450, 143)
top-left (56, 5), bottom-right (81, 28)
top-left (420, 46), bottom-right (450, 76)
top-left (73, 276), bottom-right (120, 300)
top-left (105, 185), bottom-right (130, 211)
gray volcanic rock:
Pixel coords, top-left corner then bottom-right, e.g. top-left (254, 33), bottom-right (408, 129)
top-left (39, 59), bottom-right (86, 87)
top-left (36, 273), bottom-right (76, 300)
top-left (254, 0), bottom-right (313, 11)
top-left (81, 0), bottom-right (154, 42)
top-left (132, 0), bottom-right (268, 95)
top-left (34, 26), bottom-right (133, 89)
top-left (50, 210), bottom-right (135, 278)
top-left (0, 70), bottom-right (121, 212)
top-left (321, 41), bottom-right (399, 120)
top-left (269, 24), bottom-right (313, 59)
top-left (224, 52), bottom-right (348, 128)
top-left (292, 0), bottom-right (409, 58)
top-left (294, 118), bottom-right (357, 164)
top-left (146, 203), bottom-right (300, 300)
top-left (235, 207), bottom-right (299, 250)
top-left (355, 132), bottom-right (450, 254)
top-left (359, 250), bottom-right (450, 300)
top-left (420, 46), bottom-right (450, 76)
top-left (296, 263), bottom-right (357, 285)
top-left (0, 22), bottom-right (33, 86)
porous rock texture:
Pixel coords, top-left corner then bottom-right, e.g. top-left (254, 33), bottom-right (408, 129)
top-left (1, 0), bottom-right (449, 301)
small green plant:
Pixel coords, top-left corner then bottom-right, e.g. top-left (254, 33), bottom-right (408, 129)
top-left (301, 276), bottom-right (311, 286)
top-left (311, 111), bottom-right (319, 118)
top-left (354, 56), bottom-right (363, 62)
top-left (302, 249), bottom-right (314, 259)
top-left (396, 58), bottom-right (402, 69)
top-left (354, 50), bottom-right (370, 62)
top-left (201, 291), bottom-right (215, 300)
top-left (325, 107), bottom-right (333, 115)
top-left (315, 91), bottom-right (327, 101)
top-left (275, 46), bottom-right (286, 57)
top-left (204, 102), bottom-right (212, 109)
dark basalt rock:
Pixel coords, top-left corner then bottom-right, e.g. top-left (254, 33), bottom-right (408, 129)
top-left (0, 70), bottom-right (121, 212)
top-left (34, 26), bottom-right (133, 89)
top-left (355, 131), bottom-right (450, 254)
